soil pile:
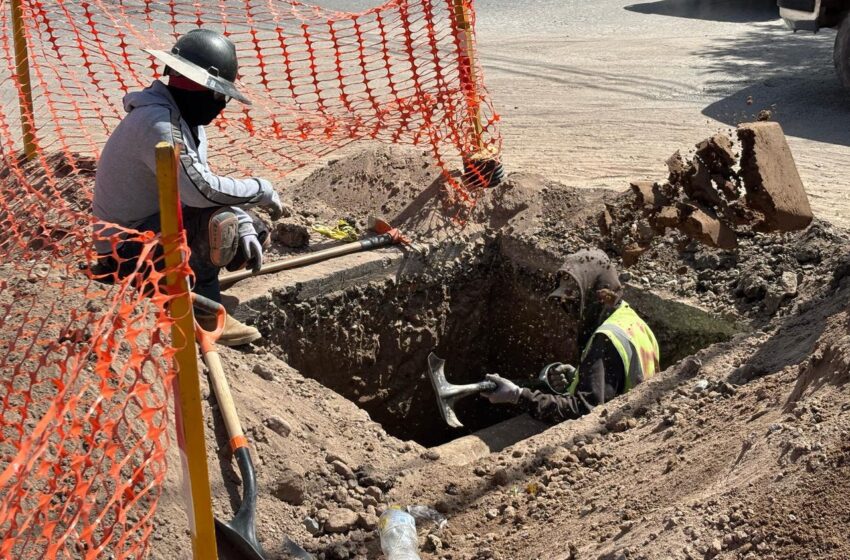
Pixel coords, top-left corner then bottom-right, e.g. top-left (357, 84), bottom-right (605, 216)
top-left (146, 143), bottom-right (850, 560)
top-left (4, 142), bottom-right (848, 560)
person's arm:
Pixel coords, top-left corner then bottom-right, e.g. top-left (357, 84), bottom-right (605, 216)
top-left (515, 387), bottom-right (593, 424)
top-left (146, 113), bottom-right (281, 215)
top-left (516, 336), bottom-right (626, 424)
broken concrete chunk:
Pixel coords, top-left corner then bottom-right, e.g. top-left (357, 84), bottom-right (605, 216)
top-left (653, 206), bottom-right (681, 229)
top-left (695, 133), bottom-right (737, 170)
top-left (666, 150), bottom-right (686, 180)
top-left (737, 122), bottom-right (813, 232)
top-left (716, 177), bottom-right (740, 200)
top-left (630, 180), bottom-right (660, 208)
top-left (680, 206), bottom-right (738, 250)
top-left (684, 158), bottom-right (723, 207)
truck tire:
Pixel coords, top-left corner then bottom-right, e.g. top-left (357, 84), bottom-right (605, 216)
top-left (834, 11), bottom-right (850, 90)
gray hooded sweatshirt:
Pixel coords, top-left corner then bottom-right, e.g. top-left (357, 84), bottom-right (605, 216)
top-left (93, 80), bottom-right (274, 252)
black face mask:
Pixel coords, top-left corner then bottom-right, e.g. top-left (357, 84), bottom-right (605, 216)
top-left (167, 86), bottom-right (227, 127)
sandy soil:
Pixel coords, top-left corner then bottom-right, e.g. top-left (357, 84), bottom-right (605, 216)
top-left (4, 2), bottom-right (850, 559)
top-left (140, 145), bottom-right (850, 560)
top-left (304, 0), bottom-right (850, 228)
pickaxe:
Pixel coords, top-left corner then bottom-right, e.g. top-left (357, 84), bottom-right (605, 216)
top-left (426, 352), bottom-right (572, 428)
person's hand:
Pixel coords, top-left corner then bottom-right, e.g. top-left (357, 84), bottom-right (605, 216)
top-left (482, 374), bottom-right (521, 405)
top-left (264, 189), bottom-right (284, 221)
top-left (259, 183), bottom-right (284, 220)
top-left (548, 364), bottom-right (576, 394)
top-left (240, 233), bottom-right (263, 273)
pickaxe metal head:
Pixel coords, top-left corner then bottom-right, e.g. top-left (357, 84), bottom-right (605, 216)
top-left (427, 352), bottom-right (496, 429)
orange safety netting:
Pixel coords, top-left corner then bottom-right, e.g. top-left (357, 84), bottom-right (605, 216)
top-left (0, 0), bottom-right (499, 558)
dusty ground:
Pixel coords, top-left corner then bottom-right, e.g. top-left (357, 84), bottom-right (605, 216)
top-left (143, 144), bottom-right (850, 560)
top-left (6, 2), bottom-right (850, 558)
top-left (306, 0), bottom-right (850, 228)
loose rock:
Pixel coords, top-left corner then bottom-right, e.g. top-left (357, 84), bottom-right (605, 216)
top-left (263, 415), bottom-right (292, 437)
top-left (325, 508), bottom-right (359, 533)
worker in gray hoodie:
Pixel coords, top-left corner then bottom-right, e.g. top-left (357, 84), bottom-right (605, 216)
top-left (93, 29), bottom-right (283, 346)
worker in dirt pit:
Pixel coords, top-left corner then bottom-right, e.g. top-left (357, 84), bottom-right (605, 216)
top-left (92, 29), bottom-right (283, 346)
top-left (482, 249), bottom-right (660, 424)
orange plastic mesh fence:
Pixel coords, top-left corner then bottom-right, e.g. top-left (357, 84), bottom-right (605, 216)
top-left (0, 0), bottom-right (499, 558)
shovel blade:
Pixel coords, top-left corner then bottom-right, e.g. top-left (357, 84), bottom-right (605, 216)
top-left (215, 518), bottom-right (266, 560)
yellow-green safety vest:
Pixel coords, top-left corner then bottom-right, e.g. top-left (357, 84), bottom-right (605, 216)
top-left (569, 301), bottom-right (660, 394)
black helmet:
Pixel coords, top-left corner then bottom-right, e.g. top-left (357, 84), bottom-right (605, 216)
top-left (145, 29), bottom-right (251, 105)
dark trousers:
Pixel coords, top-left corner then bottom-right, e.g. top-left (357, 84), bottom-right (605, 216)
top-left (114, 208), bottom-right (222, 303)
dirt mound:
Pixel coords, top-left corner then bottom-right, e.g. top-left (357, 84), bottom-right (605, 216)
top-left (285, 146), bottom-right (445, 232)
top-left (7, 143), bottom-right (848, 560)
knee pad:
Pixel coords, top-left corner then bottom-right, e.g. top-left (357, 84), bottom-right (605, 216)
top-left (207, 207), bottom-right (239, 267)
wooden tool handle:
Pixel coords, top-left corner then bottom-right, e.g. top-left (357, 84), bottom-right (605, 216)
top-left (203, 349), bottom-right (247, 452)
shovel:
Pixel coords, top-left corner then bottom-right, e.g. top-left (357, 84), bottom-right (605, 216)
top-left (219, 217), bottom-right (407, 287)
top-left (193, 295), bottom-right (314, 560)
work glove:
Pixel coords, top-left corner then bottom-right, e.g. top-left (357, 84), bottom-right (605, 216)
top-left (258, 181), bottom-right (285, 221)
top-left (548, 363), bottom-right (576, 394)
top-left (239, 233), bottom-right (263, 274)
top-left (482, 374), bottom-right (521, 405)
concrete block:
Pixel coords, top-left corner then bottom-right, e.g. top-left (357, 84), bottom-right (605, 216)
top-left (684, 158), bottom-right (723, 207)
top-left (680, 205), bottom-right (737, 250)
top-left (695, 133), bottom-right (737, 170)
top-left (653, 206), bottom-right (681, 228)
top-left (737, 122), bottom-right (813, 232)
top-left (630, 180), bottom-right (659, 208)
top-left (666, 150), bottom-right (686, 180)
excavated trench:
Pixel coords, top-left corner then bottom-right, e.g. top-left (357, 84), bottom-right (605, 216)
top-left (262, 242), bottom-right (741, 447)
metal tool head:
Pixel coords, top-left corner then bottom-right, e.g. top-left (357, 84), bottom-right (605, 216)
top-left (368, 215), bottom-right (408, 245)
top-left (427, 353), bottom-right (464, 428)
top-left (427, 353), bottom-right (496, 429)
top-left (215, 447), bottom-right (267, 560)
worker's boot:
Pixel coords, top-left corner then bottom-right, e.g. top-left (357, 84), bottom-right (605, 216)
top-left (196, 311), bottom-right (262, 347)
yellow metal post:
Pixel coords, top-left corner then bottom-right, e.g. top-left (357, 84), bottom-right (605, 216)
top-left (156, 141), bottom-right (219, 560)
top-left (11, 0), bottom-right (36, 159)
top-left (453, 0), bottom-right (484, 150)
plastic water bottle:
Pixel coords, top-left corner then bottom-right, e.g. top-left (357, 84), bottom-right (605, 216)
top-left (378, 506), bottom-right (421, 560)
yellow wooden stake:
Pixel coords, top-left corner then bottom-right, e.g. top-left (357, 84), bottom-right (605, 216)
top-left (453, 0), bottom-right (484, 150)
top-left (11, 0), bottom-right (36, 160)
top-left (156, 141), bottom-right (219, 560)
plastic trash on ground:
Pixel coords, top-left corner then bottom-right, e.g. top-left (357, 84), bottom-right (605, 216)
top-left (379, 506), bottom-right (421, 560)
top-left (406, 505), bottom-right (448, 530)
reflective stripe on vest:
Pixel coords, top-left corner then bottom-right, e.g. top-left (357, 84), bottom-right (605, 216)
top-left (571, 301), bottom-right (660, 394)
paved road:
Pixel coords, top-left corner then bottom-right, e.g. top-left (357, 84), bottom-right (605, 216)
top-left (313, 0), bottom-right (850, 227)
